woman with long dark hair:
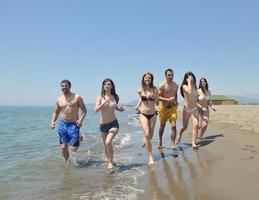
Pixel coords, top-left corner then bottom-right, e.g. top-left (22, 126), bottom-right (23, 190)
top-left (197, 78), bottom-right (216, 139)
top-left (137, 72), bottom-right (159, 164)
top-left (177, 72), bottom-right (200, 149)
top-left (94, 78), bottom-right (124, 169)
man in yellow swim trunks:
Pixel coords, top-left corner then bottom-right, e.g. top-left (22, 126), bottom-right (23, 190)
top-left (158, 68), bottom-right (179, 150)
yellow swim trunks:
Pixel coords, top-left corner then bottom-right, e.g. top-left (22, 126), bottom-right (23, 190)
top-left (158, 104), bottom-right (178, 124)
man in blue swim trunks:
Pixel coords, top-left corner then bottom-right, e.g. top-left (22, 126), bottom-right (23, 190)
top-left (50, 80), bottom-right (87, 163)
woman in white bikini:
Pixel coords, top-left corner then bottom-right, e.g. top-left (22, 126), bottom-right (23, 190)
top-left (137, 72), bottom-right (159, 164)
top-left (197, 78), bottom-right (216, 139)
top-left (94, 78), bottom-right (124, 169)
top-left (177, 72), bottom-right (200, 149)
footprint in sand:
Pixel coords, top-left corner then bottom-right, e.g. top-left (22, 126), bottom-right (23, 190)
top-left (242, 145), bottom-right (258, 159)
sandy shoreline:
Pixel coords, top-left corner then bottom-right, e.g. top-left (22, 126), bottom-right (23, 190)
top-left (197, 105), bottom-right (259, 199)
top-left (137, 105), bottom-right (259, 200)
top-left (1, 105), bottom-right (259, 200)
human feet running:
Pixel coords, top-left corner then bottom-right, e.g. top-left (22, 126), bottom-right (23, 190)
top-left (192, 144), bottom-right (200, 150)
top-left (148, 158), bottom-right (154, 165)
top-left (157, 138), bottom-right (164, 149)
top-left (107, 162), bottom-right (113, 169)
top-left (170, 143), bottom-right (177, 150)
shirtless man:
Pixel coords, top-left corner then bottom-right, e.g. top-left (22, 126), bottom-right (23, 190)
top-left (50, 80), bottom-right (87, 163)
top-left (158, 68), bottom-right (179, 150)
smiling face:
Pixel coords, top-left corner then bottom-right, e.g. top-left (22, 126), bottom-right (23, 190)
top-left (142, 72), bottom-right (153, 87)
top-left (141, 72), bottom-right (154, 89)
top-left (61, 82), bottom-right (70, 94)
top-left (165, 71), bottom-right (173, 82)
top-left (144, 74), bottom-right (152, 85)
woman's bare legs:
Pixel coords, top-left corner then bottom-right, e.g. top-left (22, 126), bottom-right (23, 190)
top-left (101, 128), bottom-right (118, 169)
top-left (191, 113), bottom-right (199, 149)
top-left (177, 110), bottom-right (191, 143)
top-left (198, 110), bottom-right (209, 139)
top-left (139, 114), bottom-right (156, 164)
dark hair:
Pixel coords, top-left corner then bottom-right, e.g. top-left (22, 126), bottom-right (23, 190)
top-left (101, 78), bottom-right (119, 103)
top-left (180, 71), bottom-right (197, 98)
top-left (199, 78), bottom-right (209, 93)
top-left (141, 72), bottom-right (155, 89)
top-left (60, 79), bottom-right (71, 87)
top-left (165, 68), bottom-right (173, 75)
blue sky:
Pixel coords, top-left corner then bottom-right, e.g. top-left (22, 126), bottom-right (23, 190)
top-left (1, 0), bottom-right (259, 105)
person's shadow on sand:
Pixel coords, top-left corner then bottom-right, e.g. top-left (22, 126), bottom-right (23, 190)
top-left (153, 148), bottom-right (178, 162)
top-left (198, 133), bottom-right (224, 147)
top-left (108, 163), bottom-right (145, 174)
top-left (181, 133), bottom-right (224, 148)
top-left (74, 159), bottom-right (106, 168)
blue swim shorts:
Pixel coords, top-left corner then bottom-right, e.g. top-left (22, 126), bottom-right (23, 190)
top-left (100, 119), bottom-right (119, 134)
top-left (58, 120), bottom-right (80, 146)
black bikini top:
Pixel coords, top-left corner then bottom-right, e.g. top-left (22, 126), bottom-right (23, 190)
top-left (141, 95), bottom-right (155, 102)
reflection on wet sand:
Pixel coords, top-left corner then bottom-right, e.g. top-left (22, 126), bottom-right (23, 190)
top-left (181, 147), bottom-right (197, 179)
top-left (160, 149), bottom-right (189, 199)
top-left (145, 146), bottom-right (211, 200)
top-left (179, 146), bottom-right (210, 199)
top-left (147, 165), bottom-right (169, 200)
top-left (194, 150), bottom-right (208, 176)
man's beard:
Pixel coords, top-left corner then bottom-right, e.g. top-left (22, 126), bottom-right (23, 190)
top-left (62, 89), bottom-right (69, 94)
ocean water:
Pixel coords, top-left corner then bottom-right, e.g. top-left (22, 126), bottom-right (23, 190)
top-left (0, 105), bottom-right (213, 200)
top-left (0, 105), bottom-right (147, 200)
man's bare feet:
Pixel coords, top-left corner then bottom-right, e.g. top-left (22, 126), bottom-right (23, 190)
top-left (157, 140), bottom-right (163, 149)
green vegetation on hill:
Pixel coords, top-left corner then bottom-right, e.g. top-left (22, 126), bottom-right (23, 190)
top-left (211, 95), bottom-right (230, 101)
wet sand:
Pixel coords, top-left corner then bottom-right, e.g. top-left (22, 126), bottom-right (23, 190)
top-left (137, 105), bottom-right (259, 200)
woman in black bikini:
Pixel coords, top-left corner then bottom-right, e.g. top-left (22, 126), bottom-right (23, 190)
top-left (137, 72), bottom-right (159, 165)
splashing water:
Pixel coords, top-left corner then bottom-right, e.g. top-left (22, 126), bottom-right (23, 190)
top-left (70, 133), bottom-right (91, 166)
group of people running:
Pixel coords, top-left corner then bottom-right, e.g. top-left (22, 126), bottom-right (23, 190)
top-left (50, 68), bottom-right (216, 169)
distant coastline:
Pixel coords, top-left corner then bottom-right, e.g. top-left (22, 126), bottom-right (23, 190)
top-left (1, 94), bottom-right (259, 106)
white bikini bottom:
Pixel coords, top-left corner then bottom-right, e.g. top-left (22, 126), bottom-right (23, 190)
top-left (184, 106), bottom-right (198, 114)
